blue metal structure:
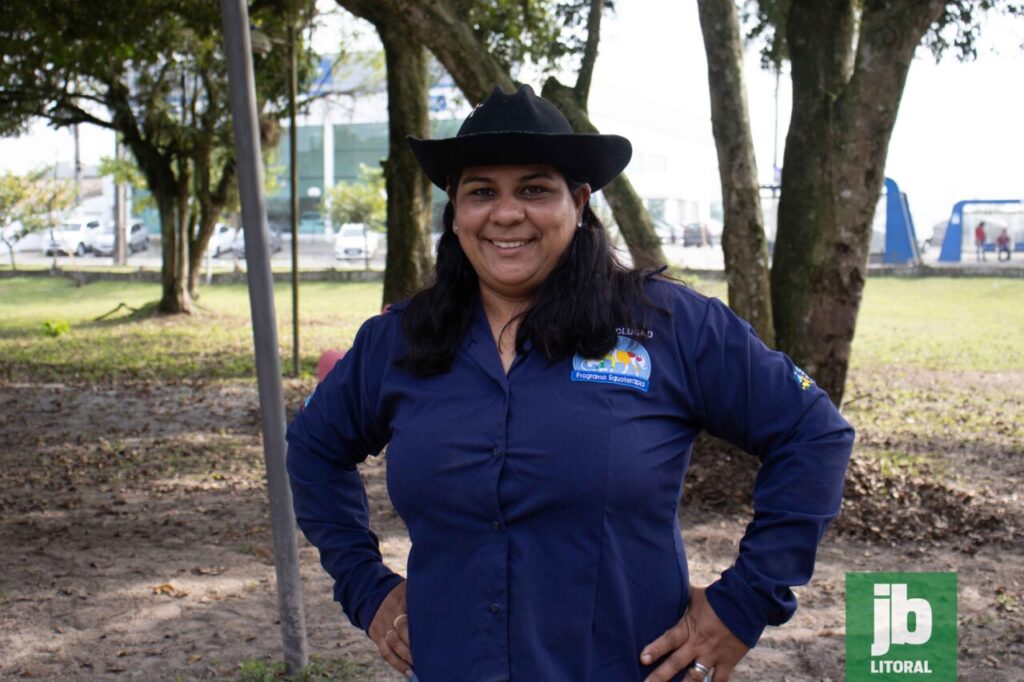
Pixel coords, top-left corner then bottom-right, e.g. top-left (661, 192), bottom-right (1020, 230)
top-left (883, 178), bottom-right (921, 265)
top-left (938, 199), bottom-right (1024, 262)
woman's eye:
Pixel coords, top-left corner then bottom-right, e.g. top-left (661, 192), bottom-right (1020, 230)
top-left (467, 187), bottom-right (494, 197)
top-left (522, 185), bottom-right (549, 196)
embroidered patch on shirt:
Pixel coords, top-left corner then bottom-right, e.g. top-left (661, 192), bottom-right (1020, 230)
top-left (571, 335), bottom-right (652, 392)
top-left (792, 367), bottom-right (814, 390)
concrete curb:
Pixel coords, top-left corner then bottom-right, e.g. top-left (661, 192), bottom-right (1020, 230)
top-left (0, 267), bottom-right (384, 285)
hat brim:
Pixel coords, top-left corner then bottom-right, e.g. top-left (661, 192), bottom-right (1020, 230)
top-left (407, 132), bottom-right (632, 192)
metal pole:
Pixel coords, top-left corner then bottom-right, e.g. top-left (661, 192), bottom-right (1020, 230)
top-left (114, 137), bottom-right (128, 265)
top-left (219, 0), bottom-right (309, 672)
top-left (73, 124), bottom-right (81, 207)
top-left (288, 10), bottom-right (300, 378)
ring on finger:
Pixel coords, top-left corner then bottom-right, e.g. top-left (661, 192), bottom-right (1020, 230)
top-left (693, 660), bottom-right (711, 676)
top-left (393, 613), bottom-right (407, 629)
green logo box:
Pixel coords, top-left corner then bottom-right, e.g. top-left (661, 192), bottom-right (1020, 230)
top-left (846, 572), bottom-right (957, 681)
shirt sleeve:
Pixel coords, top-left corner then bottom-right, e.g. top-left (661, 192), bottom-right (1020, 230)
top-left (690, 297), bottom-right (854, 649)
top-left (285, 316), bottom-right (403, 634)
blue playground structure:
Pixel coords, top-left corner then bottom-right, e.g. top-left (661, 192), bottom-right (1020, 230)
top-left (882, 178), bottom-right (922, 265)
top-left (938, 199), bottom-right (1024, 262)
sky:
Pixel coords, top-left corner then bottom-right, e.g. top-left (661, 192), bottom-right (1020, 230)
top-left (2, 1), bottom-right (1021, 238)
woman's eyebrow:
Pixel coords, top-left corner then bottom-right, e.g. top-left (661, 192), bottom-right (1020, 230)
top-left (460, 175), bottom-right (493, 185)
top-left (518, 172), bottom-right (557, 182)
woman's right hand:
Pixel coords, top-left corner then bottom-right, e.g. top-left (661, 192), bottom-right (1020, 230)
top-left (368, 580), bottom-right (414, 678)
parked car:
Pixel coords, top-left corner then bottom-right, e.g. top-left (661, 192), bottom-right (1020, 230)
top-left (44, 220), bottom-right (101, 256)
top-left (210, 223), bottom-right (238, 257)
top-left (91, 222), bottom-right (150, 256)
top-left (230, 222), bottom-right (284, 257)
top-left (334, 223), bottom-right (381, 261)
top-left (681, 223), bottom-right (713, 247)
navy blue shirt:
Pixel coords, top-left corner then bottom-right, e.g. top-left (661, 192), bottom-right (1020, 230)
top-left (286, 279), bottom-right (854, 681)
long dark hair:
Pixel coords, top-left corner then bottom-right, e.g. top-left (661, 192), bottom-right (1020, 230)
top-left (397, 175), bottom-right (657, 377)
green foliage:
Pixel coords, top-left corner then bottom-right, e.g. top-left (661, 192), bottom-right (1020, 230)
top-left (0, 168), bottom-right (73, 236)
top-left (327, 164), bottom-right (385, 228)
top-left (0, 0), bottom-right (320, 304)
top-left (98, 155), bottom-right (155, 214)
top-left (741, 0), bottom-right (790, 70)
top-left (924, 0), bottom-right (1024, 62)
top-left (742, 0), bottom-right (1024, 70)
top-left (41, 319), bottom-right (71, 337)
top-left (450, 0), bottom-right (615, 75)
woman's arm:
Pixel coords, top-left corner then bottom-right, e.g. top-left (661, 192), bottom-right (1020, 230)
top-left (644, 295), bottom-right (854, 680)
top-left (285, 317), bottom-right (403, 633)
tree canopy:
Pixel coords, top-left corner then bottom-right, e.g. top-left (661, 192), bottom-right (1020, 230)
top-left (0, 0), bottom-right (312, 312)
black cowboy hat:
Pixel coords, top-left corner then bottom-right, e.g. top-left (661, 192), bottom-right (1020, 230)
top-left (406, 84), bottom-right (632, 192)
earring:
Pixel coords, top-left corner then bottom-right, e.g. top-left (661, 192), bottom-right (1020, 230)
top-left (453, 224), bottom-right (459, 233)
top-left (576, 220), bottom-right (584, 229)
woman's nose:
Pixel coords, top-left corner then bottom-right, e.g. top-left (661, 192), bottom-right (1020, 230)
top-left (491, 195), bottom-right (525, 225)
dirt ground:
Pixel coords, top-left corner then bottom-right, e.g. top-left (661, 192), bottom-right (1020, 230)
top-left (1, 368), bottom-right (1021, 681)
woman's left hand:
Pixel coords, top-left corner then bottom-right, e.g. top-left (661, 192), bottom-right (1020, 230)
top-left (640, 585), bottom-right (750, 681)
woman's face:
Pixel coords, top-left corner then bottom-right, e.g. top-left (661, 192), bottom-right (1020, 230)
top-left (452, 164), bottom-right (590, 304)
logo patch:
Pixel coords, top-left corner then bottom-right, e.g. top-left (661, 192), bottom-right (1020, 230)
top-left (845, 572), bottom-right (957, 681)
top-left (571, 336), bottom-right (652, 392)
top-left (792, 366), bottom-right (814, 390)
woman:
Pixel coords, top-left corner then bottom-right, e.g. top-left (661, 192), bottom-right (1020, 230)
top-left (286, 85), bottom-right (854, 682)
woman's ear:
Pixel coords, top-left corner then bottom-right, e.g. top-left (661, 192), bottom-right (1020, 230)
top-left (573, 183), bottom-right (592, 221)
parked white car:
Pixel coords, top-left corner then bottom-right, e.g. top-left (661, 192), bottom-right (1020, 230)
top-left (91, 222), bottom-right (150, 256)
top-left (334, 223), bottom-right (381, 261)
top-left (210, 223), bottom-right (239, 257)
top-left (44, 220), bottom-right (101, 256)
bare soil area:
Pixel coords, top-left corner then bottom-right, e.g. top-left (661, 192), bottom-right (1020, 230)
top-left (1, 368), bottom-right (1021, 680)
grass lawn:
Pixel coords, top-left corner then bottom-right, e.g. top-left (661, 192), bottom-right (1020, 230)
top-left (1, 275), bottom-right (1021, 383)
top-left (0, 278), bottom-right (381, 382)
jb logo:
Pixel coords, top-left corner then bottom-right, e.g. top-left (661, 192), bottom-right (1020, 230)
top-left (846, 572), bottom-right (956, 681)
top-left (871, 583), bottom-right (932, 656)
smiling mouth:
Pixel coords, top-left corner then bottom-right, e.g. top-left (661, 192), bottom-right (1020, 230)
top-left (489, 239), bottom-right (531, 250)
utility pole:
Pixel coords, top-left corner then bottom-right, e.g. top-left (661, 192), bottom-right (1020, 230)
top-left (288, 0), bottom-right (300, 378)
top-left (114, 137), bottom-right (128, 265)
top-left (73, 124), bottom-right (82, 208)
top-left (220, 0), bottom-right (309, 672)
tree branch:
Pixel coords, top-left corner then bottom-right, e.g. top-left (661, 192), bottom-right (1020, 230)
top-left (574, 0), bottom-right (604, 105)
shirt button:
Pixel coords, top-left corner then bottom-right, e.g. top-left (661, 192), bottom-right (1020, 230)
top-left (492, 520), bottom-right (501, 531)
top-left (490, 602), bottom-right (501, 613)
top-left (492, 447), bottom-right (501, 457)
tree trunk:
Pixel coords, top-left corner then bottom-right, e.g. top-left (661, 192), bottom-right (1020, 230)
top-left (188, 158), bottom-right (236, 299)
top-left (696, 0), bottom-right (774, 345)
top-left (157, 192), bottom-right (191, 314)
top-left (115, 105), bottom-right (192, 315)
top-left (541, 78), bottom-right (665, 270)
top-left (378, 23), bottom-right (433, 306)
top-left (771, 0), bottom-right (944, 403)
top-left (3, 240), bottom-right (16, 270)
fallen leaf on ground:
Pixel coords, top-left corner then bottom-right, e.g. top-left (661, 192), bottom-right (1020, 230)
top-left (151, 582), bottom-right (189, 598)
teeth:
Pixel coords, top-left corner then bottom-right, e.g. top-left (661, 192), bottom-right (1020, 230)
top-left (492, 240), bottom-right (527, 249)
